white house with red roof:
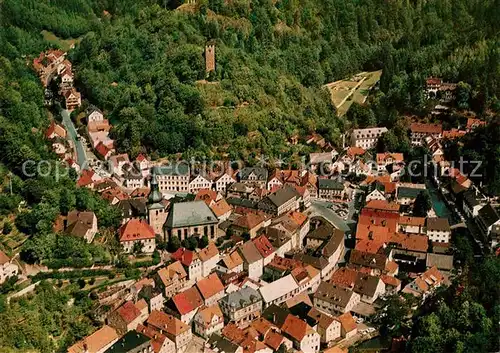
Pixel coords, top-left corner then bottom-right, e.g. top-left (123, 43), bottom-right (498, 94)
top-left (194, 304), bottom-right (224, 338)
top-left (77, 169), bottom-right (101, 189)
top-left (171, 248), bottom-right (203, 281)
top-left (95, 141), bottom-right (113, 160)
top-left (64, 88), bottom-right (81, 110)
top-left (135, 154), bottom-right (150, 178)
top-left (196, 273), bottom-right (225, 306)
top-left (281, 314), bottom-right (320, 353)
top-left (107, 301), bottom-right (148, 335)
top-left (45, 121), bottom-right (67, 140)
top-left (119, 219), bottom-right (156, 253)
top-left (169, 286), bottom-right (204, 324)
top-left (251, 235), bottom-right (276, 266)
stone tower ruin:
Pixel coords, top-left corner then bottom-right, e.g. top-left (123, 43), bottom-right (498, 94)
top-left (205, 44), bottom-right (215, 73)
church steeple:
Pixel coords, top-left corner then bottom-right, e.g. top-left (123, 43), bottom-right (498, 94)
top-left (148, 173), bottom-right (163, 205)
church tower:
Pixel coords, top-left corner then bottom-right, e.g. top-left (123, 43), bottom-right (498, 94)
top-left (147, 173), bottom-right (168, 236)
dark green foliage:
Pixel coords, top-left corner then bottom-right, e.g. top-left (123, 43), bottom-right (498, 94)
top-left (168, 235), bottom-right (181, 253)
top-left (132, 241), bottom-right (143, 255)
top-left (0, 281), bottom-right (95, 353)
top-left (347, 102), bottom-right (376, 129)
top-left (77, 278), bottom-right (86, 289)
top-left (2, 221), bottom-right (12, 235)
top-left (407, 257), bottom-right (500, 353)
top-left (444, 121), bottom-right (500, 195)
top-left (20, 233), bottom-right (111, 266)
top-left (183, 236), bottom-right (199, 251)
top-left (199, 235), bottom-right (209, 249)
top-left (413, 190), bottom-right (432, 217)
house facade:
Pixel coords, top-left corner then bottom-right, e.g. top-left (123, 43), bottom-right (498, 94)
top-left (318, 179), bottom-right (345, 201)
top-left (410, 123), bottom-right (443, 146)
top-left (119, 219), bottom-right (156, 253)
top-left (313, 282), bottom-right (360, 315)
top-left (239, 167), bottom-right (269, 189)
top-left (194, 304), bottom-right (224, 338)
top-left (351, 127), bottom-right (388, 150)
top-left (219, 287), bottom-right (263, 328)
top-left (188, 174), bottom-right (213, 194)
top-left (426, 217), bottom-right (451, 244)
top-left (154, 163), bottom-right (190, 193)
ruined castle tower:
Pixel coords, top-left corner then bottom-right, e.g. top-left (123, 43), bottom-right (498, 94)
top-left (205, 44), bottom-right (215, 73)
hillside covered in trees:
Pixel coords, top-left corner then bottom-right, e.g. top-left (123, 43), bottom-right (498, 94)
top-left (2, 0), bottom-right (499, 162)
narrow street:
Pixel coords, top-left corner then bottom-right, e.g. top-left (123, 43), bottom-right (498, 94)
top-left (61, 109), bottom-right (88, 169)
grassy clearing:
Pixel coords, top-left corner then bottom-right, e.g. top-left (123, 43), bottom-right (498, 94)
top-left (324, 70), bottom-right (382, 116)
top-left (41, 30), bottom-right (82, 51)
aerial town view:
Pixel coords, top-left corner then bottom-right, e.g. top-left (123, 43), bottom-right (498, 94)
top-left (0, 1), bottom-right (499, 353)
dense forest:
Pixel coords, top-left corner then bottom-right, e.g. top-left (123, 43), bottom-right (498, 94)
top-left (3, 0), bottom-right (499, 161)
top-left (0, 0), bottom-right (499, 352)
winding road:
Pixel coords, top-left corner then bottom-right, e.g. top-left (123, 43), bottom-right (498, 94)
top-left (61, 109), bottom-right (88, 169)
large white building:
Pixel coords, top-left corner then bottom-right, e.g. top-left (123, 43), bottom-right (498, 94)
top-left (259, 274), bottom-right (300, 307)
top-left (426, 217), bottom-right (451, 244)
top-left (154, 163), bottom-right (190, 193)
top-left (351, 127), bottom-right (388, 150)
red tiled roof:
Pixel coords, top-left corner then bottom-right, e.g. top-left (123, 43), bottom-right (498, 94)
top-left (329, 267), bottom-right (358, 288)
top-left (376, 153), bottom-right (404, 165)
top-left (364, 200), bottom-right (400, 212)
top-left (136, 153), bottom-right (147, 162)
top-left (234, 212), bottom-right (266, 230)
top-left (171, 248), bottom-right (198, 267)
top-left (410, 123), bottom-right (443, 134)
top-left (95, 141), bottom-right (111, 158)
top-left (249, 317), bottom-right (273, 337)
top-left (147, 310), bottom-right (190, 336)
top-left (45, 121), bottom-right (66, 139)
top-left (381, 274), bottom-right (401, 288)
top-left (263, 331), bottom-right (284, 350)
top-left (385, 261), bottom-right (399, 275)
top-left (136, 325), bottom-right (167, 353)
top-left (195, 189), bottom-right (218, 205)
top-left (426, 77), bottom-right (442, 86)
top-left (281, 314), bottom-right (308, 341)
top-left (251, 235), bottom-right (274, 258)
top-left (267, 256), bottom-right (304, 272)
top-left (77, 169), bottom-right (95, 187)
top-left (442, 128), bottom-right (466, 139)
top-left (0, 250), bottom-right (11, 265)
top-left (210, 199), bottom-right (232, 217)
top-left (363, 175), bottom-right (391, 185)
top-left (336, 312), bottom-right (356, 333)
top-left (347, 147), bottom-right (366, 158)
top-left (222, 323), bottom-right (246, 344)
top-left (288, 211), bottom-right (308, 227)
top-left (196, 273), bottom-right (224, 300)
top-left (172, 286), bottom-right (203, 315)
top-left (391, 233), bottom-right (428, 253)
top-left (116, 301), bottom-right (141, 324)
top-left (398, 216), bottom-right (426, 227)
top-left (119, 219), bottom-right (155, 242)
top-left (466, 118), bottom-right (486, 130)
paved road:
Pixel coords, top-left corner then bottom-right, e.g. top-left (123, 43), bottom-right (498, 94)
top-left (61, 109), bottom-right (87, 169)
